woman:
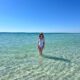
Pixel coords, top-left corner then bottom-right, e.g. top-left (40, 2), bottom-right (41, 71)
top-left (38, 33), bottom-right (45, 55)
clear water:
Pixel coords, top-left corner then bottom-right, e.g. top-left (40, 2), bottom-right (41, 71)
top-left (0, 33), bottom-right (80, 80)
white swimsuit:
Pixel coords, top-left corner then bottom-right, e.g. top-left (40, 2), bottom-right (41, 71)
top-left (38, 39), bottom-right (44, 48)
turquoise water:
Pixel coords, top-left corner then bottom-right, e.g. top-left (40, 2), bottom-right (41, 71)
top-left (0, 33), bottom-right (80, 80)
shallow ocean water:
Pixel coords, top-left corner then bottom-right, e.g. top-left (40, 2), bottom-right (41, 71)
top-left (0, 33), bottom-right (80, 80)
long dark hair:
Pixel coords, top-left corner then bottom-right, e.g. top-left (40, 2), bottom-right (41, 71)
top-left (39, 33), bottom-right (44, 38)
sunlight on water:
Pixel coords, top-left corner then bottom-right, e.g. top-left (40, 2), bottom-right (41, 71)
top-left (0, 33), bottom-right (80, 80)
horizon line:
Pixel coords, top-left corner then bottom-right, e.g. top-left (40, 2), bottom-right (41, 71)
top-left (0, 32), bottom-right (80, 34)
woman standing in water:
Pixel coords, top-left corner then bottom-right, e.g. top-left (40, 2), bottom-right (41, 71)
top-left (38, 33), bottom-right (45, 55)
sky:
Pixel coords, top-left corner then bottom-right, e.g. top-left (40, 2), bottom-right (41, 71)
top-left (0, 0), bottom-right (80, 33)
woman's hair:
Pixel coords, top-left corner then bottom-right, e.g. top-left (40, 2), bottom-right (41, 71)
top-left (39, 33), bottom-right (44, 38)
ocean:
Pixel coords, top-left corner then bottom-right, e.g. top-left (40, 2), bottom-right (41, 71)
top-left (0, 33), bottom-right (80, 80)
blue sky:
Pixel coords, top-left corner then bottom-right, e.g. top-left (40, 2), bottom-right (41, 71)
top-left (0, 0), bottom-right (80, 32)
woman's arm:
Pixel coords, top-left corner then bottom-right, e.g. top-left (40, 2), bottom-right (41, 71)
top-left (37, 39), bottom-right (39, 47)
top-left (43, 39), bottom-right (45, 48)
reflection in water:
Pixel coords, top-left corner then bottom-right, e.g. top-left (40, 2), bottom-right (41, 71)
top-left (38, 56), bottom-right (43, 65)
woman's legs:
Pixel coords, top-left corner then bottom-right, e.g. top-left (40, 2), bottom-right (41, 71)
top-left (38, 46), bottom-right (43, 55)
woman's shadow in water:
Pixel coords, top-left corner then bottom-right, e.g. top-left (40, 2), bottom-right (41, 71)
top-left (42, 54), bottom-right (71, 63)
